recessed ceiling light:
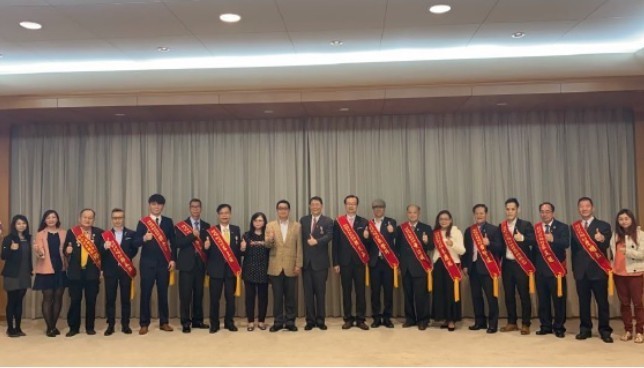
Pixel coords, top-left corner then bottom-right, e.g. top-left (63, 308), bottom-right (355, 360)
top-left (330, 40), bottom-right (344, 47)
top-left (512, 32), bottom-right (526, 39)
top-left (428, 4), bottom-right (451, 14)
top-left (157, 46), bottom-right (170, 52)
top-left (263, 110), bottom-right (274, 114)
top-left (339, 107), bottom-right (350, 112)
top-left (219, 13), bottom-right (241, 23)
top-left (19, 21), bottom-right (42, 30)
top-left (496, 102), bottom-right (508, 106)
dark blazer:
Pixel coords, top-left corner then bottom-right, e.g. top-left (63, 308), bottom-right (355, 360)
top-left (534, 220), bottom-right (570, 278)
top-left (101, 227), bottom-right (138, 278)
top-left (134, 216), bottom-right (176, 274)
top-left (205, 224), bottom-right (242, 279)
top-left (1, 234), bottom-right (33, 278)
top-left (300, 214), bottom-right (333, 271)
top-left (175, 218), bottom-right (211, 272)
top-left (367, 217), bottom-right (397, 268)
top-left (332, 215), bottom-right (370, 267)
top-left (395, 222), bottom-right (434, 278)
top-left (571, 218), bottom-right (612, 281)
top-left (499, 218), bottom-right (536, 264)
top-left (463, 222), bottom-right (503, 275)
top-left (64, 226), bottom-right (104, 281)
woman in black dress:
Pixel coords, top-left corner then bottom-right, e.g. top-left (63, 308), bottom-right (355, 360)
top-left (241, 212), bottom-right (270, 331)
top-left (2, 215), bottom-right (33, 337)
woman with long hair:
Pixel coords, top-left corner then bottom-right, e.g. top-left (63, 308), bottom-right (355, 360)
top-left (241, 212), bottom-right (270, 331)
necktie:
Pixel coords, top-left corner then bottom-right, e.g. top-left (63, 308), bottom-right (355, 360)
top-left (81, 231), bottom-right (89, 268)
top-left (545, 224), bottom-right (551, 234)
top-left (156, 217), bottom-right (160, 226)
top-left (224, 228), bottom-right (230, 244)
top-left (311, 217), bottom-right (317, 234)
top-left (194, 221), bottom-right (200, 231)
top-left (583, 221), bottom-right (588, 231)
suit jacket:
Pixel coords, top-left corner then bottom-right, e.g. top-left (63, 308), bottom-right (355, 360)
top-left (266, 220), bottom-right (303, 277)
top-left (332, 215), bottom-right (370, 267)
top-left (367, 217), bottom-right (397, 268)
top-left (499, 218), bottom-right (536, 265)
top-left (534, 219), bottom-right (570, 278)
top-left (1, 234), bottom-right (33, 278)
top-left (299, 214), bottom-right (333, 271)
top-left (134, 216), bottom-right (176, 276)
top-left (64, 226), bottom-right (104, 281)
top-left (395, 222), bottom-right (434, 278)
top-left (571, 218), bottom-right (612, 281)
top-left (205, 224), bottom-right (242, 279)
top-left (175, 218), bottom-right (211, 272)
top-left (101, 227), bottom-right (138, 278)
top-left (463, 222), bottom-right (503, 275)
top-left (33, 229), bottom-right (67, 274)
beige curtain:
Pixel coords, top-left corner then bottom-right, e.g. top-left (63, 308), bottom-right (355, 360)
top-left (10, 109), bottom-right (635, 321)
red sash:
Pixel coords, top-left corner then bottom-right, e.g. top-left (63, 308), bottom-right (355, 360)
top-left (572, 220), bottom-right (613, 295)
top-left (176, 221), bottom-right (208, 264)
top-left (500, 221), bottom-right (536, 293)
top-left (368, 220), bottom-right (400, 288)
top-left (433, 230), bottom-right (462, 301)
top-left (470, 225), bottom-right (501, 297)
top-left (400, 222), bottom-right (433, 291)
top-left (534, 223), bottom-right (566, 297)
top-left (101, 231), bottom-right (136, 278)
top-left (71, 226), bottom-right (102, 270)
top-left (141, 216), bottom-right (173, 264)
top-left (337, 216), bottom-right (371, 286)
top-left (206, 226), bottom-right (242, 296)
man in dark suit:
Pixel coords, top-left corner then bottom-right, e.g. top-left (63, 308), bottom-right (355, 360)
top-left (534, 202), bottom-right (570, 338)
top-left (134, 193), bottom-right (176, 335)
top-left (499, 198), bottom-right (536, 335)
top-left (102, 208), bottom-right (138, 336)
top-left (64, 208), bottom-right (104, 337)
top-left (300, 196), bottom-right (333, 331)
top-left (204, 203), bottom-right (242, 333)
top-left (463, 204), bottom-right (503, 333)
top-left (175, 198), bottom-right (210, 333)
top-left (572, 196), bottom-right (613, 343)
top-left (395, 204), bottom-right (433, 330)
top-left (333, 194), bottom-right (371, 330)
top-left (367, 199), bottom-right (397, 328)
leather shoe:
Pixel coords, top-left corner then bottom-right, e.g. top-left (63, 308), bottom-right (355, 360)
top-left (575, 332), bottom-right (591, 340)
top-left (536, 329), bottom-right (553, 336)
top-left (53, 328), bottom-right (61, 335)
top-left (486, 328), bottom-right (497, 334)
top-left (86, 329), bottom-right (96, 335)
top-left (601, 335), bottom-right (614, 343)
top-left (270, 325), bottom-right (283, 332)
top-left (440, 323), bottom-right (449, 329)
top-left (371, 319), bottom-right (381, 328)
top-left (418, 323), bottom-right (427, 331)
top-left (192, 322), bottom-right (210, 329)
top-left (356, 322), bottom-right (369, 331)
top-left (104, 326), bottom-right (115, 336)
top-left (383, 319), bottom-right (394, 328)
top-left (46, 329), bottom-right (56, 337)
top-left (520, 325), bottom-right (530, 335)
top-left (160, 324), bottom-right (174, 332)
top-left (500, 324), bottom-right (518, 332)
top-left (318, 323), bottom-right (328, 330)
top-left (182, 325), bottom-right (191, 333)
top-left (304, 323), bottom-right (315, 331)
top-left (286, 325), bottom-right (298, 332)
top-left (209, 326), bottom-right (219, 334)
top-left (225, 325), bottom-right (238, 332)
top-left (469, 324), bottom-right (486, 331)
top-left (139, 326), bottom-right (148, 335)
top-left (402, 321), bottom-right (416, 328)
top-left (555, 331), bottom-right (565, 338)
top-left (342, 321), bottom-right (353, 330)
top-left (65, 330), bottom-right (79, 337)
top-left (122, 326), bottom-right (132, 334)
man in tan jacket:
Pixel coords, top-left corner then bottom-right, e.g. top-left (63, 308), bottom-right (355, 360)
top-left (266, 199), bottom-right (303, 332)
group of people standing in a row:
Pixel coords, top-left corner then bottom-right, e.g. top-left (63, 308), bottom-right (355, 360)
top-left (2, 194), bottom-right (643, 345)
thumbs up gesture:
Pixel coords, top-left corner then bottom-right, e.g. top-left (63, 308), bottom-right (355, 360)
top-left (307, 234), bottom-right (318, 246)
top-left (545, 233), bottom-right (554, 243)
top-left (363, 227), bottom-right (370, 239)
top-left (104, 240), bottom-right (113, 250)
top-left (10, 241), bottom-right (19, 251)
top-left (387, 222), bottom-right (394, 233)
top-left (192, 228), bottom-right (200, 238)
top-left (266, 229), bottom-right (275, 242)
top-left (143, 231), bottom-right (153, 242)
top-left (66, 242), bottom-right (73, 255)
top-left (594, 228), bottom-right (605, 243)
top-left (514, 230), bottom-right (525, 242)
top-left (204, 237), bottom-right (211, 250)
top-left (482, 233), bottom-right (490, 246)
top-left (446, 237), bottom-right (453, 247)
top-left (241, 238), bottom-right (247, 251)
top-left (422, 232), bottom-right (429, 244)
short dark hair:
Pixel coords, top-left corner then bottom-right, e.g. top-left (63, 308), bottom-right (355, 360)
top-left (80, 208), bottom-right (96, 217)
top-left (276, 200), bottom-right (291, 210)
top-left (111, 208), bottom-right (124, 214)
top-left (309, 196), bottom-right (323, 205)
top-left (505, 198), bottom-right (520, 207)
top-left (472, 204), bottom-right (488, 213)
top-left (189, 198), bottom-right (202, 206)
top-left (344, 195), bottom-right (359, 205)
top-left (217, 204), bottom-right (232, 213)
top-left (539, 202), bottom-right (555, 212)
top-left (148, 194), bottom-right (166, 205)
top-left (578, 196), bottom-right (594, 206)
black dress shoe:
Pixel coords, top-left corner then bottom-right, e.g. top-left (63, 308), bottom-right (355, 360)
top-left (7, 329), bottom-right (20, 338)
top-left (469, 324), bottom-right (486, 331)
top-left (371, 319), bottom-right (381, 328)
top-left (46, 329), bottom-right (57, 337)
top-left (104, 326), bottom-right (115, 336)
top-left (418, 324), bottom-right (427, 331)
top-left (601, 336), bottom-right (614, 343)
top-left (383, 319), bottom-right (394, 328)
top-left (356, 322), bottom-right (369, 330)
top-left (209, 326), bottom-right (220, 334)
top-left (342, 321), bottom-right (353, 330)
top-left (86, 329), bottom-right (96, 335)
top-left (575, 332), bottom-right (591, 340)
top-left (440, 323), bottom-right (449, 329)
top-left (66, 330), bottom-right (79, 337)
top-left (286, 325), bottom-right (298, 332)
top-left (16, 329), bottom-right (26, 337)
top-left (225, 325), bottom-right (238, 332)
top-left (536, 330), bottom-right (553, 335)
top-left (486, 328), bottom-right (497, 334)
top-left (304, 323), bottom-right (315, 331)
top-left (192, 322), bottom-right (210, 329)
top-left (402, 322), bottom-right (416, 328)
top-left (555, 331), bottom-right (565, 338)
top-left (318, 323), bottom-right (328, 330)
top-left (270, 325), bottom-right (284, 332)
top-left (182, 325), bottom-right (191, 333)
top-left (53, 328), bottom-right (61, 335)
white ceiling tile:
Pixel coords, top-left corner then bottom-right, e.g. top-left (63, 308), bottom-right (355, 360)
top-left (107, 36), bottom-right (212, 59)
top-left (384, 0), bottom-right (497, 27)
top-left (470, 21), bottom-right (578, 45)
top-left (6, 39), bottom-right (128, 62)
top-left (200, 32), bottom-right (294, 56)
top-left (276, 0), bottom-right (388, 32)
top-left (0, 5), bottom-right (99, 41)
top-left (486, 0), bottom-right (606, 23)
top-left (563, 17), bottom-right (644, 43)
top-left (382, 24), bottom-right (479, 49)
top-left (587, 0), bottom-right (644, 19)
top-left (290, 29), bottom-right (382, 53)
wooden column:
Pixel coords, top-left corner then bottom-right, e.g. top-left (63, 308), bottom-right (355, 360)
top-left (0, 122), bottom-right (10, 320)
top-left (635, 109), bottom-right (644, 224)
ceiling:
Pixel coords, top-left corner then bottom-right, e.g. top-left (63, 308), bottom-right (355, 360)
top-left (0, 0), bottom-right (644, 97)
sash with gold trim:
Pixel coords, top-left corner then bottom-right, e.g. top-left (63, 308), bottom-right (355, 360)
top-left (176, 221), bottom-right (210, 287)
top-left (400, 222), bottom-right (433, 291)
top-left (206, 226), bottom-right (242, 297)
top-left (500, 221), bottom-right (536, 294)
top-left (368, 220), bottom-right (400, 288)
top-left (71, 226), bottom-right (102, 270)
top-left (337, 215), bottom-right (371, 286)
top-left (572, 220), bottom-right (614, 296)
top-left (534, 223), bottom-right (567, 297)
top-left (141, 216), bottom-right (175, 285)
top-left (102, 230), bottom-right (137, 299)
top-left (433, 230), bottom-right (462, 301)
top-left (470, 224), bottom-right (501, 297)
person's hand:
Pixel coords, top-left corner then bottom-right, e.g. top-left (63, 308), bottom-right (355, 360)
top-left (307, 235), bottom-right (318, 246)
top-left (514, 230), bottom-right (524, 242)
top-left (545, 233), bottom-right (554, 243)
top-left (446, 238), bottom-right (453, 247)
top-left (334, 265), bottom-right (340, 274)
top-left (266, 229), bottom-right (275, 242)
top-left (241, 238), bottom-right (247, 252)
top-left (192, 229), bottom-right (200, 238)
top-left (387, 223), bottom-right (395, 233)
top-left (66, 242), bottom-right (73, 255)
top-left (10, 241), bottom-right (19, 251)
top-left (294, 266), bottom-right (301, 275)
top-left (204, 237), bottom-right (211, 250)
top-left (168, 261), bottom-right (176, 272)
top-left (422, 232), bottom-right (429, 244)
top-left (143, 231), bottom-right (153, 242)
top-left (104, 240), bottom-right (113, 250)
top-left (483, 233), bottom-right (490, 246)
top-left (594, 229), bottom-right (605, 243)
top-left (363, 228), bottom-right (370, 239)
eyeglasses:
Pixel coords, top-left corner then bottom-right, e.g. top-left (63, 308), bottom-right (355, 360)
top-left (539, 210), bottom-right (553, 214)
top-left (277, 207), bottom-right (290, 210)
top-left (111, 217), bottom-right (125, 220)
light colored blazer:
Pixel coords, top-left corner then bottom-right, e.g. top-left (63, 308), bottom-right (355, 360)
top-left (265, 220), bottom-right (303, 277)
top-left (33, 229), bottom-right (67, 274)
top-left (609, 228), bottom-right (644, 274)
top-left (431, 226), bottom-right (466, 264)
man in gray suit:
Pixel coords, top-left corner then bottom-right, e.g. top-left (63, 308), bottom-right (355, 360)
top-left (300, 196), bottom-right (334, 330)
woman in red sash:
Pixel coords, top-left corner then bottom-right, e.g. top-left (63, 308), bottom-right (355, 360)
top-left (431, 210), bottom-right (465, 331)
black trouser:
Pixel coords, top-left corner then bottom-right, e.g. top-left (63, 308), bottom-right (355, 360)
top-left (370, 259), bottom-right (393, 321)
top-left (432, 261), bottom-right (461, 322)
top-left (537, 275), bottom-right (567, 333)
top-left (402, 270), bottom-right (429, 324)
top-left (5, 289), bottom-right (27, 330)
top-left (576, 277), bottom-right (612, 337)
top-left (302, 267), bottom-right (328, 325)
top-left (270, 272), bottom-right (298, 327)
top-left (469, 267), bottom-right (498, 329)
top-left (67, 270), bottom-right (100, 332)
top-left (209, 276), bottom-right (235, 328)
top-left (104, 273), bottom-right (132, 328)
top-left (139, 265), bottom-right (170, 327)
top-left (179, 264), bottom-right (206, 326)
top-left (244, 281), bottom-right (268, 323)
top-left (502, 260), bottom-right (531, 326)
top-left (340, 264), bottom-right (366, 323)
top-left (42, 287), bottom-right (64, 332)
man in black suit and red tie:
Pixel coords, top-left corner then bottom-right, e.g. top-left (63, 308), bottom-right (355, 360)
top-left (571, 196), bottom-right (613, 343)
top-left (101, 208), bottom-right (138, 336)
top-left (333, 195), bottom-right (371, 330)
top-left (534, 202), bottom-right (570, 338)
top-left (463, 204), bottom-right (503, 333)
top-left (175, 198), bottom-right (211, 333)
top-left (134, 193), bottom-right (176, 335)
